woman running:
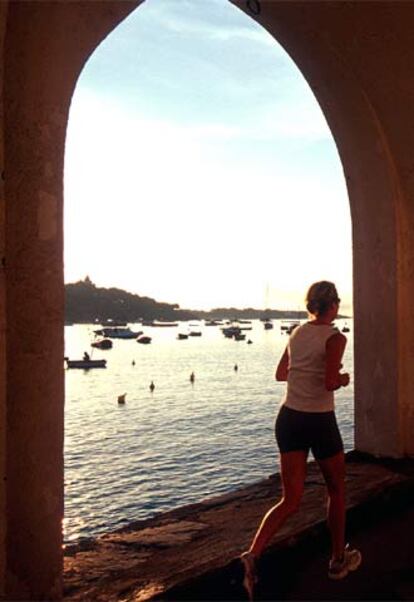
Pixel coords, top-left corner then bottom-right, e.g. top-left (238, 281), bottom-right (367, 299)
top-left (241, 281), bottom-right (361, 599)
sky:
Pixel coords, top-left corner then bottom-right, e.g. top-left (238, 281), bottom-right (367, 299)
top-left (64, 0), bottom-right (353, 314)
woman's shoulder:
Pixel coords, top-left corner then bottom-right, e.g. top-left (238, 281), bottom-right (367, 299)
top-left (300, 321), bottom-right (338, 332)
top-left (298, 322), bottom-right (340, 341)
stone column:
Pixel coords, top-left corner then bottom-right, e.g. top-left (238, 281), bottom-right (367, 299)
top-left (3, 1), bottom-right (138, 598)
top-left (232, 0), bottom-right (414, 457)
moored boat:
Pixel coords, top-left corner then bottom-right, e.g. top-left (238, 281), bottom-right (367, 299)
top-left (222, 326), bottom-right (241, 338)
top-left (137, 335), bottom-right (152, 344)
top-left (91, 338), bottom-right (113, 350)
top-left (283, 320), bottom-right (300, 334)
top-left (65, 358), bottom-right (107, 369)
top-left (94, 327), bottom-right (142, 339)
top-left (281, 320), bottom-right (300, 333)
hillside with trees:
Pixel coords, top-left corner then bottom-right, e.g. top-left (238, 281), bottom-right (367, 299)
top-left (65, 277), bottom-right (198, 323)
top-left (65, 277), bottom-right (312, 323)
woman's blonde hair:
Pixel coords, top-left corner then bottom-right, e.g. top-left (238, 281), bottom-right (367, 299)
top-left (306, 281), bottom-right (340, 316)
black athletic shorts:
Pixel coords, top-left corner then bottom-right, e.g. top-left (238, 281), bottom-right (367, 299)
top-left (275, 404), bottom-right (343, 460)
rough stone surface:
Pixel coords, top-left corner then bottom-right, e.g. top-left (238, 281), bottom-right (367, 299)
top-left (64, 456), bottom-right (413, 601)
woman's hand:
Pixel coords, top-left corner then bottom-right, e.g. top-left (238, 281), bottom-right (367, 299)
top-left (339, 372), bottom-right (350, 387)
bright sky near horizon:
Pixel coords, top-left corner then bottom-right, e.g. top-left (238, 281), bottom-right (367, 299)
top-left (64, 0), bottom-right (353, 314)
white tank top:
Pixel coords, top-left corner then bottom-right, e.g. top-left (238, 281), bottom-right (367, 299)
top-left (283, 322), bottom-right (338, 413)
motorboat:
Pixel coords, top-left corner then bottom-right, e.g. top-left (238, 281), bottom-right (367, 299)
top-left (94, 327), bottom-right (142, 339)
top-left (234, 333), bottom-right (246, 341)
top-left (177, 333), bottom-right (189, 340)
top-left (152, 321), bottom-right (178, 327)
top-left (342, 324), bottom-right (350, 333)
top-left (65, 358), bottom-right (107, 369)
top-left (281, 320), bottom-right (300, 333)
top-left (91, 338), bottom-right (113, 350)
top-left (222, 326), bottom-right (241, 338)
top-left (285, 321), bottom-right (300, 334)
top-left (189, 331), bottom-right (202, 337)
top-left (137, 335), bottom-right (152, 344)
top-left (264, 320), bottom-right (274, 330)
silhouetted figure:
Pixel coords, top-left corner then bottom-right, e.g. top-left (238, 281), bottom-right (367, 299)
top-left (234, 364), bottom-right (238, 372)
top-left (150, 381), bottom-right (155, 392)
top-left (83, 351), bottom-right (90, 361)
top-left (190, 372), bottom-right (195, 383)
top-left (240, 281), bottom-right (359, 600)
top-left (117, 393), bottom-right (126, 405)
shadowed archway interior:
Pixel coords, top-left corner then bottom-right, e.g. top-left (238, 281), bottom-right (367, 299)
top-left (2, 1), bottom-right (414, 599)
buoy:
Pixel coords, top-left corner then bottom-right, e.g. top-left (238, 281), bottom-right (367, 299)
top-left (234, 364), bottom-right (238, 371)
top-left (150, 381), bottom-right (155, 392)
top-left (132, 359), bottom-right (136, 366)
top-left (247, 339), bottom-right (253, 344)
top-left (190, 372), bottom-right (195, 383)
top-left (117, 393), bottom-right (126, 404)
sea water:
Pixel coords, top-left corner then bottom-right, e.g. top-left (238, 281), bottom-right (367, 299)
top-left (64, 319), bottom-right (354, 543)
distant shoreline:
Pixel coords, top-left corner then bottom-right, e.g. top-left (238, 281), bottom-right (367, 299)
top-left (65, 279), bottom-right (350, 324)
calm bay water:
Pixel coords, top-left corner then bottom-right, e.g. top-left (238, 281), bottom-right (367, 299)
top-left (64, 319), bottom-right (354, 543)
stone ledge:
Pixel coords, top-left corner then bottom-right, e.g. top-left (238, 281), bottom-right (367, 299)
top-left (64, 453), bottom-right (414, 601)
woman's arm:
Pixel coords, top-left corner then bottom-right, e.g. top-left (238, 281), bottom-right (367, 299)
top-left (275, 346), bottom-right (289, 381)
top-left (325, 332), bottom-right (350, 391)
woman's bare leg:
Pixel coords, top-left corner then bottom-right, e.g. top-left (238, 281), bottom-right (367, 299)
top-left (317, 451), bottom-right (346, 560)
top-left (249, 450), bottom-right (308, 558)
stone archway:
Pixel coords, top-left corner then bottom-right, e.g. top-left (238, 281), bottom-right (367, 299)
top-left (2, 1), bottom-right (414, 599)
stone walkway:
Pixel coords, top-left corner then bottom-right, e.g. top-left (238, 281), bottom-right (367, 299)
top-left (64, 454), bottom-right (414, 601)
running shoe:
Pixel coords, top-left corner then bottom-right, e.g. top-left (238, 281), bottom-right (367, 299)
top-left (328, 544), bottom-right (362, 580)
top-left (240, 551), bottom-right (257, 600)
